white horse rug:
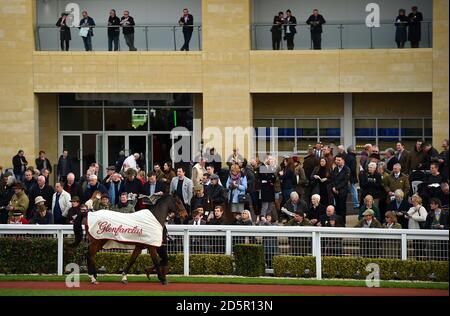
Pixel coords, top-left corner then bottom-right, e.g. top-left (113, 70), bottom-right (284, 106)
top-left (87, 209), bottom-right (163, 249)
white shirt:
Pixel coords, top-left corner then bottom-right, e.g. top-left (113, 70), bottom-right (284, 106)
top-left (122, 155), bottom-right (138, 171)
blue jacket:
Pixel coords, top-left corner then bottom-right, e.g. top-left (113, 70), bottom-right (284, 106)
top-left (83, 182), bottom-right (108, 203)
top-left (226, 175), bottom-right (247, 204)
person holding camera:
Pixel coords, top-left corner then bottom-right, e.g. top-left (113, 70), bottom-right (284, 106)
top-left (179, 8), bottom-right (194, 51)
top-left (283, 9), bottom-right (297, 50)
top-left (306, 9), bottom-right (326, 50)
top-left (271, 11), bottom-right (284, 50)
top-left (56, 12), bottom-right (71, 51)
top-left (107, 9), bottom-right (121, 51)
top-left (79, 10), bottom-right (95, 51)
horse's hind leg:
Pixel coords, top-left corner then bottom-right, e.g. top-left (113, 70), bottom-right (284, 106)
top-left (122, 245), bottom-right (143, 284)
top-left (149, 246), bottom-right (166, 285)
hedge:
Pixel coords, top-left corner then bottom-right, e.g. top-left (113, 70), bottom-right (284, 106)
top-left (233, 244), bottom-right (265, 277)
top-left (273, 256), bottom-right (449, 282)
top-left (0, 237), bottom-right (233, 275)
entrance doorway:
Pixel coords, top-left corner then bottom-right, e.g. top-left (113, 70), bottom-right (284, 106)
top-left (106, 134), bottom-right (148, 172)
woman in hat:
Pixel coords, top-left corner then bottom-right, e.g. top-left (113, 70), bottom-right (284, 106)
top-left (29, 196), bottom-right (54, 224)
top-left (384, 211), bottom-right (402, 229)
top-left (67, 196), bottom-right (81, 224)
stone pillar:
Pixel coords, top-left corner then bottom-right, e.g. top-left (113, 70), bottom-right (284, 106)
top-left (343, 93), bottom-right (353, 150)
top-left (432, 0), bottom-right (449, 148)
top-left (0, 0), bottom-right (38, 170)
top-left (201, 0), bottom-right (253, 164)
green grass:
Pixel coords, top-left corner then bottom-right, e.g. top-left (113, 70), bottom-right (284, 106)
top-left (0, 288), bottom-right (298, 296)
top-left (0, 274), bottom-right (448, 290)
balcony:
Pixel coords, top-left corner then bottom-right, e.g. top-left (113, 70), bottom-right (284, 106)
top-left (252, 21), bottom-right (433, 50)
top-left (36, 25), bottom-right (202, 51)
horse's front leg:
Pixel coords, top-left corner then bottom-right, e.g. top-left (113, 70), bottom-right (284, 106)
top-left (149, 246), bottom-right (166, 285)
top-left (121, 245), bottom-right (144, 284)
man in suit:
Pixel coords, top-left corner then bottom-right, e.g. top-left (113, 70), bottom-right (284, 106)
top-left (35, 151), bottom-right (52, 176)
top-left (28, 175), bottom-right (55, 219)
top-left (383, 163), bottom-right (410, 201)
top-left (408, 6), bottom-right (423, 48)
top-left (63, 173), bottom-right (83, 201)
top-left (384, 148), bottom-right (399, 173)
top-left (306, 9), bottom-right (326, 50)
top-left (396, 142), bottom-right (411, 175)
top-left (179, 8), bottom-right (194, 51)
top-left (12, 150), bottom-right (28, 182)
top-left (143, 172), bottom-right (164, 197)
top-left (425, 198), bottom-right (449, 229)
top-left (57, 150), bottom-right (72, 182)
top-left (331, 154), bottom-right (350, 225)
top-left (283, 9), bottom-right (297, 50)
top-left (170, 166), bottom-right (193, 213)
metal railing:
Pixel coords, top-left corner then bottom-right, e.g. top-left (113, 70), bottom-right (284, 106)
top-left (1, 224), bottom-right (447, 279)
top-left (36, 24), bottom-right (202, 51)
top-left (252, 21), bottom-right (433, 50)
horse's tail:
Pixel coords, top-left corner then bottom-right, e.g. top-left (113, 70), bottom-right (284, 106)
top-left (70, 212), bottom-right (86, 247)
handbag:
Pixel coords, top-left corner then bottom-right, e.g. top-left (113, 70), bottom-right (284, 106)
top-left (238, 194), bottom-right (250, 204)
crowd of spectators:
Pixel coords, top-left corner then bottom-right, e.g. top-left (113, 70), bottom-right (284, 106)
top-left (0, 138), bottom-right (448, 231)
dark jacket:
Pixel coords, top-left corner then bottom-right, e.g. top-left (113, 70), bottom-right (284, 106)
top-left (57, 155), bottom-right (73, 178)
top-left (280, 168), bottom-right (296, 191)
top-left (83, 182), bottom-right (108, 203)
top-left (386, 156), bottom-right (399, 173)
top-left (35, 158), bottom-right (52, 173)
top-left (29, 210), bottom-right (54, 225)
top-left (108, 15), bottom-right (121, 36)
top-left (79, 16), bottom-right (95, 36)
top-left (408, 11), bottom-right (423, 42)
top-left (188, 218), bottom-right (206, 225)
top-left (303, 154), bottom-right (319, 180)
top-left (344, 152), bottom-right (358, 184)
top-left (190, 194), bottom-right (213, 214)
top-left (354, 218), bottom-right (383, 228)
top-left (359, 171), bottom-right (382, 199)
top-left (123, 178), bottom-right (143, 195)
top-left (12, 154), bottom-right (28, 176)
top-left (121, 16), bottom-right (135, 34)
top-left (395, 14), bottom-right (409, 43)
top-left (208, 216), bottom-right (227, 225)
top-left (319, 214), bottom-right (344, 227)
top-left (284, 16), bottom-right (297, 36)
top-left (56, 17), bottom-right (71, 41)
top-left (331, 165), bottom-right (350, 196)
top-left (388, 198), bottom-right (411, 228)
top-left (397, 149), bottom-right (411, 174)
top-left (205, 183), bottom-right (226, 206)
top-left (306, 14), bottom-right (326, 33)
top-left (143, 180), bottom-right (165, 196)
top-left (29, 184), bottom-right (55, 212)
top-left (64, 182), bottom-right (82, 200)
top-left (410, 148), bottom-right (427, 171)
top-left (259, 167), bottom-right (276, 202)
top-left (179, 14), bottom-right (194, 33)
top-left (271, 15), bottom-right (284, 34)
top-left (23, 178), bottom-right (37, 194)
top-left (307, 203), bottom-right (326, 222)
top-left (283, 198), bottom-right (308, 214)
top-left (425, 210), bottom-right (449, 230)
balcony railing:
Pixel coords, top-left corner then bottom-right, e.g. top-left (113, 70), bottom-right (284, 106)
top-left (35, 24), bottom-right (202, 51)
top-left (252, 21), bottom-right (433, 50)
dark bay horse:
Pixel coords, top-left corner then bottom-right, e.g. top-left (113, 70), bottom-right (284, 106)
top-left (71, 194), bottom-right (187, 285)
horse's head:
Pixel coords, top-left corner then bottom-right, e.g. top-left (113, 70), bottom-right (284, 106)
top-left (172, 196), bottom-right (188, 220)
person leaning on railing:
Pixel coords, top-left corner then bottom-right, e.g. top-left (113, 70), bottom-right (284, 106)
top-left (107, 9), bottom-right (121, 51)
top-left (270, 11), bottom-right (284, 50)
top-left (120, 10), bottom-right (137, 51)
top-left (79, 10), bottom-right (95, 51)
top-left (394, 9), bottom-right (409, 49)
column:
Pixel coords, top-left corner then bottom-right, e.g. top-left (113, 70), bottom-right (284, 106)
top-left (343, 93), bottom-right (353, 150)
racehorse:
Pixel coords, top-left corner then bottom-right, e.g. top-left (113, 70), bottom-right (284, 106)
top-left (71, 194), bottom-right (187, 285)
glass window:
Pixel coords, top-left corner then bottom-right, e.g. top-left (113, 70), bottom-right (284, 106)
top-left (277, 138), bottom-right (296, 152)
top-left (355, 138), bottom-right (376, 152)
top-left (104, 108), bottom-right (149, 131)
top-left (424, 119), bottom-right (432, 137)
top-left (254, 119), bottom-right (272, 137)
top-left (378, 140), bottom-right (398, 151)
top-left (150, 108), bottom-right (193, 131)
top-left (104, 100), bottom-right (148, 107)
top-left (59, 94), bottom-right (103, 107)
top-left (401, 119), bottom-right (423, 137)
top-left (274, 119), bottom-right (295, 137)
top-left (319, 119), bottom-right (341, 137)
top-left (59, 108), bottom-right (103, 131)
top-left (297, 138), bottom-right (319, 152)
top-left (296, 119), bottom-right (318, 137)
top-left (378, 119), bottom-right (399, 137)
top-left (355, 119), bottom-right (376, 137)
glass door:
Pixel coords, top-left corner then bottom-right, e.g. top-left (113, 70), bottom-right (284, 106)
top-left (107, 135), bottom-right (126, 170)
top-left (129, 135), bottom-right (147, 172)
top-left (62, 135), bottom-right (81, 179)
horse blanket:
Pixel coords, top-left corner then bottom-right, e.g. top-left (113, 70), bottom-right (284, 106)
top-left (87, 209), bottom-right (163, 249)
